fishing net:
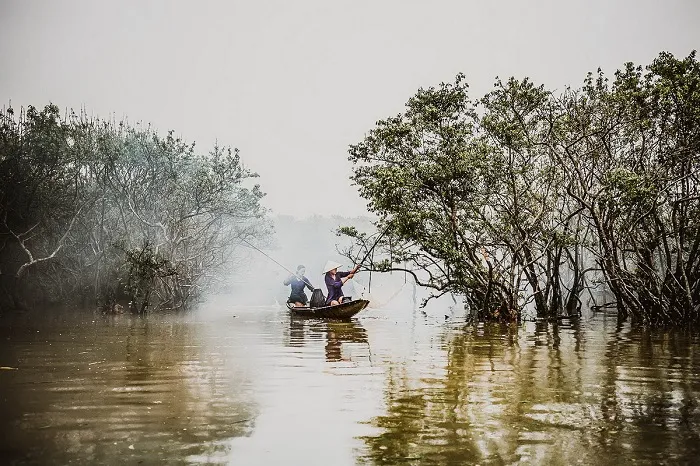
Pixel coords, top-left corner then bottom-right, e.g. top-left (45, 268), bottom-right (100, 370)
top-left (310, 289), bottom-right (326, 308)
top-left (349, 277), bottom-right (409, 309)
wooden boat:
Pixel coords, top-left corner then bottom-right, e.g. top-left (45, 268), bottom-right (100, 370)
top-left (286, 299), bottom-right (370, 319)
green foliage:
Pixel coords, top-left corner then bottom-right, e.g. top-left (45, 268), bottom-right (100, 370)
top-left (347, 51), bottom-right (700, 325)
top-left (336, 226), bottom-right (361, 239)
top-left (0, 104), bottom-right (270, 311)
top-left (114, 240), bottom-right (176, 313)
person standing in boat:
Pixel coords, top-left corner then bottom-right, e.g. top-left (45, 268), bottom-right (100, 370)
top-left (284, 265), bottom-right (314, 307)
top-left (323, 261), bottom-right (360, 306)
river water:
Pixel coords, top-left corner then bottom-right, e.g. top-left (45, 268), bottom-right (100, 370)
top-left (1, 299), bottom-right (699, 465)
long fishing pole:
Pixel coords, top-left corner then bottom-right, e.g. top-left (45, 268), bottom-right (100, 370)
top-left (348, 225), bottom-right (390, 298)
top-left (351, 226), bottom-right (411, 306)
top-left (239, 237), bottom-right (316, 289)
top-left (356, 226), bottom-right (390, 268)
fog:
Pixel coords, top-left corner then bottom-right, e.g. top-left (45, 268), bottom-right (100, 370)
top-left (202, 215), bottom-right (465, 318)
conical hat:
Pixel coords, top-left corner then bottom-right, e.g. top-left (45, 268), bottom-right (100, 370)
top-left (322, 260), bottom-right (343, 274)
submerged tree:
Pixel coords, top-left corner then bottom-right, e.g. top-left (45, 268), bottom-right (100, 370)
top-left (0, 104), bottom-right (269, 312)
top-left (345, 51), bottom-right (700, 326)
top-left (345, 75), bottom-right (586, 321)
top-left (346, 75), bottom-right (502, 316)
top-left (0, 104), bottom-right (92, 309)
top-left (551, 51), bottom-right (700, 325)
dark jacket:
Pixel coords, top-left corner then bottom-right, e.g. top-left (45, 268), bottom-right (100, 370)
top-left (324, 271), bottom-right (352, 304)
top-left (284, 275), bottom-right (313, 303)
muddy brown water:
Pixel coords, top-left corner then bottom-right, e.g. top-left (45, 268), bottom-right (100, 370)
top-left (1, 300), bottom-right (699, 465)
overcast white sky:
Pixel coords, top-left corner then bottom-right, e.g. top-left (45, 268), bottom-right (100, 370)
top-left (1, 0), bottom-right (698, 217)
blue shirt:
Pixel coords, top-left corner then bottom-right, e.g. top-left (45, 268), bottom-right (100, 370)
top-left (324, 271), bottom-right (352, 304)
top-left (284, 275), bottom-right (313, 299)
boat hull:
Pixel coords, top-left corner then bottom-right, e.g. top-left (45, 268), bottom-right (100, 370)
top-left (287, 299), bottom-right (369, 319)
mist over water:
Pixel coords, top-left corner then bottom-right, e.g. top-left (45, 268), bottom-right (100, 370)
top-left (3, 216), bottom-right (700, 464)
top-left (3, 300), bottom-right (700, 464)
top-left (212, 215), bottom-right (463, 318)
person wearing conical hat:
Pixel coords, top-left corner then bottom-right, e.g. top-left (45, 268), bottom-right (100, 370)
top-left (323, 260), bottom-right (360, 306)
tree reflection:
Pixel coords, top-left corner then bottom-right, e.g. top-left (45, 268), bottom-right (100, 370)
top-left (591, 324), bottom-right (700, 464)
top-left (0, 313), bottom-right (257, 464)
top-left (360, 317), bottom-right (700, 465)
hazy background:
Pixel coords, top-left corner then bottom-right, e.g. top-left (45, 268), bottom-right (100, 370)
top-left (224, 215), bottom-right (432, 316)
top-left (2, 0), bottom-right (699, 218)
top-left (1, 0), bottom-right (697, 312)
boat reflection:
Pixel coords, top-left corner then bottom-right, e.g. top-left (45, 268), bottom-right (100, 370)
top-left (285, 316), bottom-right (369, 362)
top-left (321, 321), bottom-right (369, 362)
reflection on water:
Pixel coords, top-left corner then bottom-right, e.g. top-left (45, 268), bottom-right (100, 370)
top-left (285, 317), bottom-right (371, 364)
top-left (359, 316), bottom-right (700, 465)
top-left (1, 305), bottom-right (700, 465)
top-left (286, 318), bottom-right (369, 362)
top-left (0, 311), bottom-right (257, 464)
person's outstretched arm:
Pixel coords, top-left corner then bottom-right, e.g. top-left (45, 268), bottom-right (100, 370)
top-left (339, 265), bottom-right (360, 284)
top-left (302, 276), bottom-right (314, 291)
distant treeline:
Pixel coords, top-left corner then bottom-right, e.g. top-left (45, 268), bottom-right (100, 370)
top-left (0, 104), bottom-right (269, 312)
top-left (344, 51), bottom-right (700, 326)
